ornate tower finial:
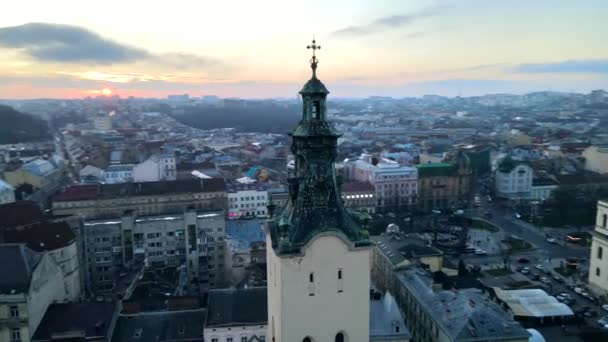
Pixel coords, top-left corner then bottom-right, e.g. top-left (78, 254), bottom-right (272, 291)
top-left (306, 37), bottom-right (321, 78)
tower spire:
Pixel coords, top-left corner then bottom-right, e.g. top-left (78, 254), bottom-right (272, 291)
top-left (306, 37), bottom-right (321, 78)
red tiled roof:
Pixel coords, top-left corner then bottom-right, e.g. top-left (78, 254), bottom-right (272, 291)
top-left (54, 185), bottom-right (98, 201)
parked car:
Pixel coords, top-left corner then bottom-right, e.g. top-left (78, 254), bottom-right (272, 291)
top-left (602, 304), bottom-right (608, 312)
top-left (541, 277), bottom-right (551, 284)
top-left (535, 264), bottom-right (544, 271)
top-left (474, 249), bottom-right (487, 256)
top-left (546, 237), bottom-right (557, 244)
top-left (454, 209), bottom-right (465, 215)
top-left (517, 257), bottom-right (530, 264)
top-left (521, 267), bottom-right (530, 275)
top-left (574, 287), bottom-right (584, 294)
top-left (515, 213), bottom-right (522, 219)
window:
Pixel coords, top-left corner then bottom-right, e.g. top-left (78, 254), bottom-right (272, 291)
top-left (603, 214), bottom-right (607, 228)
top-left (308, 272), bottom-right (315, 296)
top-left (9, 305), bottom-right (19, 318)
top-left (259, 337), bottom-right (266, 342)
top-left (211, 339), bottom-right (218, 342)
top-left (227, 338), bottom-right (233, 342)
top-left (335, 332), bottom-right (345, 342)
top-left (596, 267), bottom-right (601, 277)
top-left (337, 269), bottom-right (343, 293)
top-left (303, 338), bottom-right (312, 342)
top-left (599, 246), bottom-right (603, 260)
top-left (11, 328), bottom-right (21, 342)
top-left (241, 337), bottom-right (248, 342)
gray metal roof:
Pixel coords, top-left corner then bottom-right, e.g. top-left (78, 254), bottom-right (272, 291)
top-left (112, 310), bottom-right (205, 342)
top-left (370, 292), bottom-right (412, 341)
top-left (205, 287), bottom-right (267, 328)
top-left (0, 243), bottom-right (42, 294)
top-left (397, 270), bottom-right (530, 342)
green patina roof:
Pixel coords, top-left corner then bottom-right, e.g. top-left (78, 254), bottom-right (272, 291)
top-left (416, 162), bottom-right (457, 177)
top-left (300, 77), bottom-right (329, 95)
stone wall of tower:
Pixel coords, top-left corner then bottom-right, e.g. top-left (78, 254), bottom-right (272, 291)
top-left (266, 232), bottom-right (370, 342)
top-left (589, 200), bottom-right (608, 296)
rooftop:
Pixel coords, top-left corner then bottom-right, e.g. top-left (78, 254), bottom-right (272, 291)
top-left (205, 287), bottom-right (267, 328)
top-left (32, 302), bottom-right (117, 341)
top-left (0, 243), bottom-right (42, 294)
top-left (398, 270), bottom-right (529, 341)
top-left (342, 181), bottom-right (375, 193)
top-left (492, 288), bottom-right (574, 318)
top-left (1, 221), bottom-right (75, 252)
top-left (226, 219), bottom-right (265, 251)
top-left (0, 201), bottom-right (45, 228)
top-left (54, 178), bottom-right (226, 202)
top-left (372, 233), bottom-right (442, 268)
top-left (416, 162), bottom-right (458, 177)
top-left (369, 292), bottom-right (412, 341)
top-left (112, 310), bottom-right (205, 342)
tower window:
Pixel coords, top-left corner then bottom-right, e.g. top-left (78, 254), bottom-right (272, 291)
top-left (313, 101), bottom-right (321, 120)
top-left (603, 214), bottom-right (607, 228)
top-left (338, 269), bottom-right (343, 293)
top-left (596, 267), bottom-right (601, 277)
top-left (335, 332), bottom-right (345, 342)
top-left (309, 272), bottom-right (315, 296)
top-left (303, 338), bottom-right (312, 342)
top-left (599, 246), bottom-right (603, 260)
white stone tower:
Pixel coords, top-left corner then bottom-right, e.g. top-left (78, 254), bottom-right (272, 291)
top-left (266, 39), bottom-right (372, 342)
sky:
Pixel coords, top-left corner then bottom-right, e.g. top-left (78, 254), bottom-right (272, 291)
top-left (1, 0), bottom-right (607, 99)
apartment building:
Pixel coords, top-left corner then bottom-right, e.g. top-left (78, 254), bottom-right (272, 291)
top-left (226, 182), bottom-right (269, 219)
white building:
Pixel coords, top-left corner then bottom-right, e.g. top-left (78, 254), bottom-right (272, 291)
top-left (495, 158), bottom-right (532, 200)
top-left (0, 179), bottom-right (15, 205)
top-left (93, 115), bottom-right (112, 130)
top-left (588, 200), bottom-right (608, 296)
top-left (583, 145), bottom-right (608, 174)
top-left (103, 164), bottom-right (135, 184)
top-left (227, 183), bottom-right (268, 219)
top-left (132, 154), bottom-right (176, 182)
top-left (0, 244), bottom-right (69, 342)
top-left (344, 155), bottom-right (417, 209)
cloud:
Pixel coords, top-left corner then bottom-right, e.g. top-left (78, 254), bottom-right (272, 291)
top-left (0, 23), bottom-right (217, 69)
top-left (515, 59), bottom-right (608, 74)
top-left (331, 8), bottom-right (438, 38)
top-left (0, 23), bottom-right (149, 64)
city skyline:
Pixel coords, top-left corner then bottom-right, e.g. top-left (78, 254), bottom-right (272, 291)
top-left (1, 0), bottom-right (608, 99)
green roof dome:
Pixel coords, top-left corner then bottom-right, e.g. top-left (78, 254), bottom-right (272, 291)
top-left (299, 76), bottom-right (329, 95)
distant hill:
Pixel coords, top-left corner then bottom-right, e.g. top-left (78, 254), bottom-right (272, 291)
top-left (170, 104), bottom-right (300, 134)
top-left (0, 105), bottom-right (51, 144)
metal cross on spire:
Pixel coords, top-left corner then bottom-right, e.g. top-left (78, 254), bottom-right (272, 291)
top-left (306, 37), bottom-right (321, 77)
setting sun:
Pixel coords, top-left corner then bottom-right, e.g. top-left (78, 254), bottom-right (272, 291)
top-left (101, 88), bottom-right (112, 96)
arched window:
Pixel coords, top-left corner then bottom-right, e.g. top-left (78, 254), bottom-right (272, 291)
top-left (603, 214), bottom-right (607, 228)
top-left (308, 272), bottom-right (315, 296)
top-left (303, 338), bottom-right (312, 342)
top-left (598, 246), bottom-right (603, 260)
top-left (335, 332), bottom-right (345, 342)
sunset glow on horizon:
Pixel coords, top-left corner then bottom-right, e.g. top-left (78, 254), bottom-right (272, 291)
top-left (0, 0), bottom-right (607, 99)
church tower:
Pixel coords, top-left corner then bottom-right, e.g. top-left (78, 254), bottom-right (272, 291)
top-left (266, 39), bottom-right (371, 342)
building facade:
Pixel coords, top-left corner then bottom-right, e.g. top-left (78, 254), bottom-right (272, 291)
top-left (341, 181), bottom-right (376, 214)
top-left (83, 210), bottom-right (225, 295)
top-left (0, 244), bottom-right (69, 342)
top-left (102, 164), bottom-right (135, 184)
top-left (588, 200), bottom-right (608, 296)
top-left (226, 183), bottom-right (269, 219)
top-left (495, 157), bottom-right (532, 200)
top-left (132, 154), bottom-right (177, 183)
top-left (416, 159), bottom-right (471, 212)
top-left (52, 179), bottom-right (226, 219)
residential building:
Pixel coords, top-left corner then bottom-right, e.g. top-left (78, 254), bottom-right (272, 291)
top-left (3, 158), bottom-right (63, 190)
top-left (227, 182), bottom-right (269, 219)
top-left (94, 115), bottom-right (112, 130)
top-left (0, 244), bottom-right (69, 342)
top-left (341, 181), bottom-right (376, 214)
top-left (103, 164), bottom-right (135, 184)
top-left (224, 219), bottom-right (266, 286)
top-left (393, 270), bottom-right (530, 342)
top-left (529, 176), bottom-right (559, 201)
top-left (204, 288), bottom-right (267, 342)
top-left (345, 155), bottom-right (418, 212)
top-left (132, 154), bottom-right (177, 183)
top-left (31, 302), bottom-right (118, 342)
top-left (583, 145), bottom-right (608, 174)
top-left (588, 200), bottom-right (608, 296)
top-left (495, 157), bottom-right (532, 200)
top-left (52, 179), bottom-right (226, 219)
top-left (83, 209), bottom-right (225, 295)
top-left (416, 158), bottom-right (471, 212)
top-left (78, 165), bottom-right (104, 183)
top-left (0, 180), bottom-right (15, 205)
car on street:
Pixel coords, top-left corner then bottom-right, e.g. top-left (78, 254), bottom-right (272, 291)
top-left (602, 304), bottom-right (608, 312)
top-left (517, 257), bottom-right (530, 264)
top-left (454, 209), bottom-right (464, 215)
top-left (474, 249), bottom-right (487, 256)
top-left (546, 237), bottom-right (557, 244)
top-left (552, 274), bottom-right (564, 283)
top-left (540, 277), bottom-right (551, 284)
top-left (515, 213), bottom-right (522, 219)
top-left (535, 264), bottom-right (544, 271)
top-left (521, 267), bottom-right (530, 275)
top-left (574, 287), bottom-right (584, 294)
